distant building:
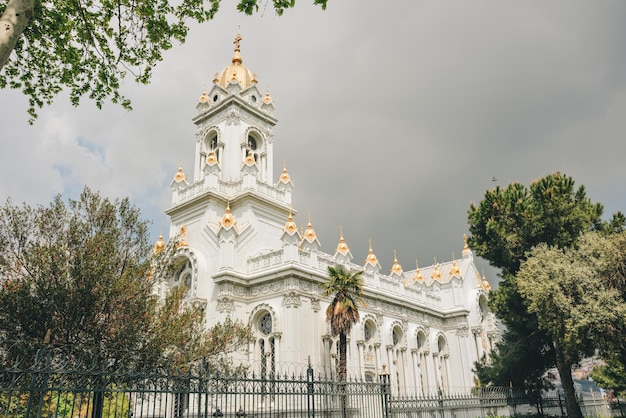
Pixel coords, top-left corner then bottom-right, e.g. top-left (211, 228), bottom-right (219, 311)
top-left (154, 34), bottom-right (498, 394)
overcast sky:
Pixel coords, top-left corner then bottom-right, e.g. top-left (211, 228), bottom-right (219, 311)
top-left (2, 1), bottom-right (626, 282)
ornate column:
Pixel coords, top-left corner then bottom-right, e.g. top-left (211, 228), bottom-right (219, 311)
top-left (356, 340), bottom-right (365, 380)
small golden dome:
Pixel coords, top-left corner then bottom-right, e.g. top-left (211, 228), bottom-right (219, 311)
top-left (220, 201), bottom-right (236, 229)
top-left (413, 260), bottom-right (424, 283)
top-left (153, 233), bottom-right (165, 254)
top-left (336, 227), bottom-right (349, 255)
top-left (283, 212), bottom-right (298, 235)
top-left (365, 240), bottom-right (378, 265)
top-left (217, 34), bottom-right (255, 90)
top-left (431, 258), bottom-right (442, 282)
top-left (198, 89), bottom-right (209, 103)
top-left (173, 165), bottom-right (187, 183)
top-left (263, 90), bottom-right (273, 104)
top-left (390, 250), bottom-right (403, 275)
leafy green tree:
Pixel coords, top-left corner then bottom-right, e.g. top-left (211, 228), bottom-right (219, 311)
top-left (321, 265), bottom-right (364, 418)
top-left (516, 232), bottom-right (626, 417)
top-left (590, 356), bottom-right (626, 399)
top-left (467, 172), bottom-right (624, 418)
top-left (0, 0), bottom-right (328, 122)
top-left (0, 187), bottom-right (252, 372)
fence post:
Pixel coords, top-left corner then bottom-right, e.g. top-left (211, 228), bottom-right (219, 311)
top-left (307, 359), bottom-right (315, 418)
top-left (379, 364), bottom-right (390, 418)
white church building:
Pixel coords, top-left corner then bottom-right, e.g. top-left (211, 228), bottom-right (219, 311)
top-left (154, 34), bottom-right (498, 394)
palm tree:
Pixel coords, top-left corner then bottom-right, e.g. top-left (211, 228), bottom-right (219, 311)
top-left (321, 265), bottom-right (365, 383)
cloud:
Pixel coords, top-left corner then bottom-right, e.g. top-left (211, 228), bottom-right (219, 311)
top-left (1, 0), bottom-right (626, 283)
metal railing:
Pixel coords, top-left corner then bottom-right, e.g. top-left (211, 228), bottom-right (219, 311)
top-left (1, 348), bottom-right (623, 418)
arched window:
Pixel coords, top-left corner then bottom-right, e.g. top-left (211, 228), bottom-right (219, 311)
top-left (254, 310), bottom-right (276, 384)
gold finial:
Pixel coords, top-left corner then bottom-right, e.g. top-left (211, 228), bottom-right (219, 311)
top-left (177, 225), bottom-right (189, 248)
top-left (431, 257), bottom-right (441, 281)
top-left (244, 148), bottom-right (255, 165)
top-left (303, 212), bottom-right (318, 241)
top-left (462, 234), bottom-right (470, 256)
top-left (482, 270), bottom-right (491, 291)
top-left (232, 33), bottom-right (243, 64)
top-left (153, 233), bottom-right (165, 254)
top-left (251, 73), bottom-right (258, 84)
top-left (173, 162), bottom-right (187, 183)
top-left (336, 226), bottom-right (349, 254)
top-left (391, 249), bottom-right (403, 275)
top-left (365, 239), bottom-right (378, 265)
top-left (450, 253), bottom-right (460, 277)
top-left (413, 259), bottom-right (424, 283)
top-left (220, 199), bottom-right (236, 229)
top-left (198, 86), bottom-right (209, 103)
top-left (213, 72), bottom-right (219, 83)
top-left (263, 90), bottom-right (273, 104)
top-left (283, 209), bottom-right (298, 235)
top-left (279, 161), bottom-right (291, 183)
top-left (233, 33), bottom-right (242, 50)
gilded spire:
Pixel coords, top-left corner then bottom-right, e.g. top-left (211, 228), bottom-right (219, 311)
top-left (232, 33), bottom-right (243, 64)
top-left (449, 253), bottom-right (460, 277)
top-left (413, 259), bottom-right (424, 283)
top-left (390, 249), bottom-right (403, 275)
top-left (220, 200), bottom-right (236, 229)
top-left (244, 148), bottom-right (256, 165)
top-left (263, 90), bottom-right (273, 104)
top-left (431, 257), bottom-right (442, 282)
top-left (279, 161), bottom-right (292, 183)
top-left (177, 225), bottom-right (189, 248)
top-left (173, 163), bottom-right (187, 183)
top-left (365, 239), bottom-right (379, 265)
top-left (283, 210), bottom-right (298, 235)
top-left (303, 212), bottom-right (318, 242)
top-left (336, 226), bottom-right (350, 255)
top-left (153, 233), bottom-right (165, 254)
top-left (462, 234), bottom-right (471, 256)
top-left (482, 271), bottom-right (491, 291)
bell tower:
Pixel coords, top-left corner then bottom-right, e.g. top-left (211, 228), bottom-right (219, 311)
top-left (192, 34), bottom-right (277, 184)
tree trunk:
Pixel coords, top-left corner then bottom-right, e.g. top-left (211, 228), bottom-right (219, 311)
top-left (0, 0), bottom-right (33, 71)
top-left (553, 341), bottom-right (583, 418)
top-left (339, 332), bottom-right (347, 418)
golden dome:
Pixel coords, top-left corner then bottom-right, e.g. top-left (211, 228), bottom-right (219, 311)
top-left (217, 34), bottom-right (257, 90)
top-left (173, 165), bottom-right (187, 183)
top-left (220, 201), bottom-right (236, 229)
top-left (336, 227), bottom-right (349, 255)
top-left (153, 233), bottom-right (165, 254)
top-left (364, 239), bottom-right (378, 265)
top-left (283, 212), bottom-right (298, 235)
top-left (390, 250), bottom-right (403, 275)
top-left (413, 260), bottom-right (424, 283)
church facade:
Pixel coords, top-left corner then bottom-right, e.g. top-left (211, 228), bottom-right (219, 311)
top-left (155, 35), bottom-right (498, 395)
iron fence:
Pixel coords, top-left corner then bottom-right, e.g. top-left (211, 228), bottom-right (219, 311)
top-left (1, 348), bottom-right (624, 418)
